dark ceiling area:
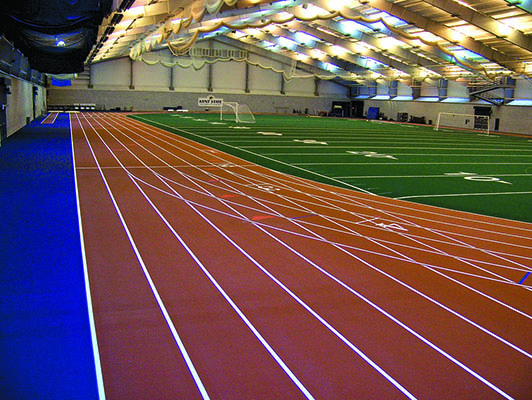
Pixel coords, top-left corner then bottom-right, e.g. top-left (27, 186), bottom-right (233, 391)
top-left (0, 0), bottom-right (113, 73)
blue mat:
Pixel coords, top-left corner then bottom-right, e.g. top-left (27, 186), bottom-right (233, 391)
top-left (0, 114), bottom-right (99, 399)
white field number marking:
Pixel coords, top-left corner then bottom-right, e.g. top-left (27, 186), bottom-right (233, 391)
top-left (347, 151), bottom-right (397, 160)
top-left (294, 139), bottom-right (328, 145)
top-left (257, 131), bottom-right (283, 136)
top-left (445, 171), bottom-right (512, 185)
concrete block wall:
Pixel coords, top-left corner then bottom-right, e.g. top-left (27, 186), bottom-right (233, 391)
top-left (4, 76), bottom-right (46, 137)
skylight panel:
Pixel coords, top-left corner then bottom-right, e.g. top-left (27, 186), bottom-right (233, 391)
top-left (452, 49), bottom-right (487, 62)
top-left (322, 62), bottom-right (339, 72)
top-left (294, 31), bottom-right (319, 46)
top-left (277, 36), bottom-right (298, 50)
top-left (338, 20), bottom-right (373, 35)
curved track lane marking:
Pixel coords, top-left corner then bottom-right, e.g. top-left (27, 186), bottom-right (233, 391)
top-left (96, 113), bottom-right (528, 396)
top-left (109, 114), bottom-right (532, 321)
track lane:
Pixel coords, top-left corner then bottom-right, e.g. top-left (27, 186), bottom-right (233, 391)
top-left (77, 112), bottom-right (532, 399)
top-left (105, 113), bottom-right (532, 396)
top-left (72, 116), bottom-right (207, 399)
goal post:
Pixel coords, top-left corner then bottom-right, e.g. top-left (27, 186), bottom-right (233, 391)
top-left (220, 101), bottom-right (256, 124)
top-left (435, 112), bottom-right (490, 134)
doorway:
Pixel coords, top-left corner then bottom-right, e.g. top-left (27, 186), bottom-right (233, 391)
top-left (351, 100), bottom-right (364, 118)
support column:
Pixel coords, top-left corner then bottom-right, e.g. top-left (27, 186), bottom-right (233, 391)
top-left (88, 64), bottom-right (93, 89)
top-left (207, 40), bottom-right (213, 92)
top-left (244, 62), bottom-right (250, 93)
top-left (280, 73), bottom-right (285, 95)
top-left (169, 66), bottom-right (175, 91)
top-left (129, 58), bottom-right (135, 90)
top-left (314, 77), bottom-right (320, 96)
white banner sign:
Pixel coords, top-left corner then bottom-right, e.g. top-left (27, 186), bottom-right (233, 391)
top-left (198, 95), bottom-right (223, 107)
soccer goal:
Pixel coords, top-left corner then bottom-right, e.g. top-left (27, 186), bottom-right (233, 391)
top-left (220, 101), bottom-right (256, 124)
top-left (435, 112), bottom-right (490, 134)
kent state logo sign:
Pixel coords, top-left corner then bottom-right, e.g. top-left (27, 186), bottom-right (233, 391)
top-left (198, 95), bottom-right (223, 106)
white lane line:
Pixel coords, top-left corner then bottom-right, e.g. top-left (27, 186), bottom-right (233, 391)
top-left (103, 114), bottom-right (420, 398)
top-left (115, 113), bottom-right (522, 397)
top-left (132, 115), bottom-right (374, 196)
top-left (77, 114), bottom-right (210, 400)
top-left (118, 114), bottom-right (532, 288)
top-left (70, 115), bottom-right (107, 400)
top-left (87, 113), bottom-right (315, 400)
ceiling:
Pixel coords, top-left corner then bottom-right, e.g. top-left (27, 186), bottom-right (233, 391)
top-left (88, 0), bottom-right (532, 86)
top-left (3, 0), bottom-right (532, 85)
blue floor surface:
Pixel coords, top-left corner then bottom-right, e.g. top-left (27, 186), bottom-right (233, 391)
top-left (0, 114), bottom-right (99, 399)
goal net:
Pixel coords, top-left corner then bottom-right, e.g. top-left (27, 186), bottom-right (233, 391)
top-left (220, 102), bottom-right (256, 124)
top-left (435, 112), bottom-right (490, 134)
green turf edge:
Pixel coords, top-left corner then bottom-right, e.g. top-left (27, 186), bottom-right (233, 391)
top-left (128, 114), bottom-right (372, 194)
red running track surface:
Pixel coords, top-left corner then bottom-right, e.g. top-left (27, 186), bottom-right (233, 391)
top-left (71, 112), bottom-right (532, 399)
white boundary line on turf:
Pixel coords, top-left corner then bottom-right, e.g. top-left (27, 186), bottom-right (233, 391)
top-left (241, 145), bottom-right (532, 151)
top-left (396, 191), bottom-right (532, 200)
top-left (132, 115), bottom-right (375, 195)
top-left (109, 113), bottom-right (520, 399)
top-left (293, 162), bottom-right (532, 165)
top-left (336, 173), bottom-right (532, 179)
top-left (70, 115), bottom-right (106, 399)
top-left (76, 114), bottom-right (211, 400)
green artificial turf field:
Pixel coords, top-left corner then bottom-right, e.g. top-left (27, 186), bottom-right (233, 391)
top-left (129, 112), bottom-right (532, 223)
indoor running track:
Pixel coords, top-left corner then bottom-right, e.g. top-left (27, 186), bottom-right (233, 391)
top-left (72, 112), bottom-right (532, 399)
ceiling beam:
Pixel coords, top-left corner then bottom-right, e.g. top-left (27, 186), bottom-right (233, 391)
top-left (421, 0), bottom-right (532, 52)
top-left (310, 19), bottom-right (447, 76)
top-left (237, 28), bottom-right (368, 75)
top-left (288, 21), bottom-right (432, 77)
top-left (366, 0), bottom-right (526, 74)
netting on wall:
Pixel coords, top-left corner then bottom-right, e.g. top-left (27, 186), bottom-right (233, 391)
top-left (135, 49), bottom-right (363, 83)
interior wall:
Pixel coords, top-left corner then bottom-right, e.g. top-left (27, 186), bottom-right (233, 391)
top-left (73, 43), bottom-right (348, 97)
top-left (363, 99), bottom-right (532, 135)
top-left (48, 88), bottom-right (342, 115)
top-left (4, 76), bottom-right (46, 137)
top-left (50, 44), bottom-right (350, 112)
top-left (515, 78), bottom-right (532, 98)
